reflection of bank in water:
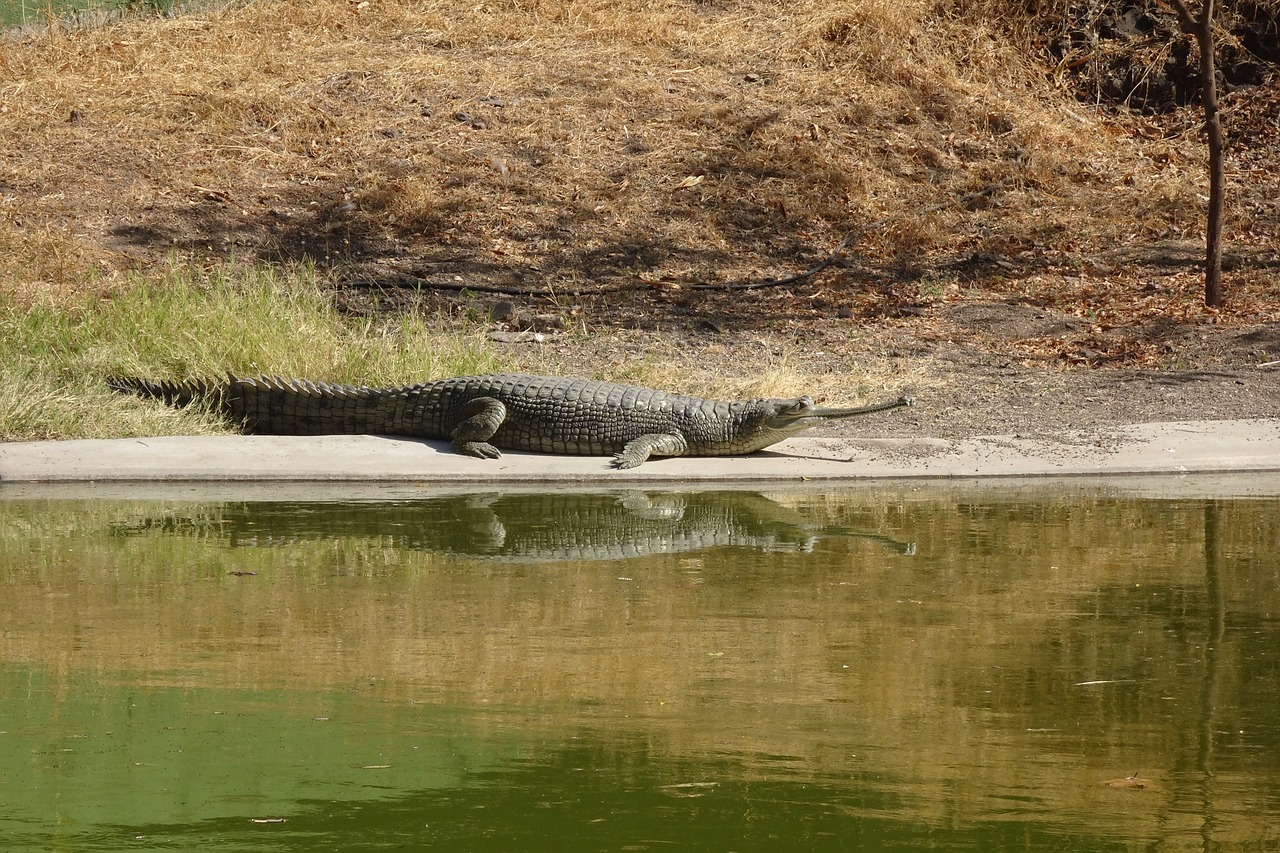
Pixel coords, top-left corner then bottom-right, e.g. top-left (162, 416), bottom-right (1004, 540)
top-left (110, 490), bottom-right (916, 562)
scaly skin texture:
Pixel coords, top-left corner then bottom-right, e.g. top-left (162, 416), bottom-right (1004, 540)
top-left (108, 373), bottom-right (912, 468)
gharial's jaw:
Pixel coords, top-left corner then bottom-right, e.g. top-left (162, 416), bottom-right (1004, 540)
top-left (760, 395), bottom-right (914, 432)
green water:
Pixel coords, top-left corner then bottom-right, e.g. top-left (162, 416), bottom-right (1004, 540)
top-left (1, 483), bottom-right (1278, 851)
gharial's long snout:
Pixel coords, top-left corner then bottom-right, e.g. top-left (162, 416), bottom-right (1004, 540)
top-left (806, 395), bottom-right (914, 419)
top-left (764, 394), bottom-right (914, 431)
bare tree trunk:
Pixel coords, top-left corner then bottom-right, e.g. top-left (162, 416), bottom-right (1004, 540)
top-left (1197, 2), bottom-right (1226, 308)
top-left (1168, 0), bottom-right (1226, 307)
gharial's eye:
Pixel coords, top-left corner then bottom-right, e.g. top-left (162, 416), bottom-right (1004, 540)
top-left (792, 396), bottom-right (815, 412)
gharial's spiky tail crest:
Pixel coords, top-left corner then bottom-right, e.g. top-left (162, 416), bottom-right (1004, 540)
top-left (107, 374), bottom-right (411, 436)
top-left (106, 376), bottom-right (223, 408)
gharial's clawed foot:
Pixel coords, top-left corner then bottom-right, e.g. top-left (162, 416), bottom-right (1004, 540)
top-left (610, 454), bottom-right (642, 470)
top-left (456, 441), bottom-right (502, 460)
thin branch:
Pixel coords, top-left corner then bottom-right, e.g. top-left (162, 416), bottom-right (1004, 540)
top-left (1162, 0), bottom-right (1198, 34)
top-left (688, 229), bottom-right (863, 292)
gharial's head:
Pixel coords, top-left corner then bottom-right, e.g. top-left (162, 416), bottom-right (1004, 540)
top-left (733, 394), bottom-right (915, 451)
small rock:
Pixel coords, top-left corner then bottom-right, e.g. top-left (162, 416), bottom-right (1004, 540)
top-left (489, 300), bottom-right (518, 323)
top-left (529, 313), bottom-right (566, 332)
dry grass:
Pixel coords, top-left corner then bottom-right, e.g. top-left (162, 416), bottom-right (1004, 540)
top-left (0, 0), bottom-right (1221, 300)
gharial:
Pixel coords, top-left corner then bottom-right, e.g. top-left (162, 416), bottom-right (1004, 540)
top-left (108, 372), bottom-right (913, 469)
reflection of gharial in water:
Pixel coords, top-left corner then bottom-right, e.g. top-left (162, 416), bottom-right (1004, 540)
top-left (112, 491), bottom-right (915, 562)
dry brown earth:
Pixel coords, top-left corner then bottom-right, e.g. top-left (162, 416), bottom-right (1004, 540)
top-left (464, 267), bottom-right (1280, 441)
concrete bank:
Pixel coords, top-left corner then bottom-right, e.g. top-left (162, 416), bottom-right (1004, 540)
top-left (2, 418), bottom-right (1278, 486)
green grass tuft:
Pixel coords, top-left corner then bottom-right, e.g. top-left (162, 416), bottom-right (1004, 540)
top-left (0, 261), bottom-right (510, 441)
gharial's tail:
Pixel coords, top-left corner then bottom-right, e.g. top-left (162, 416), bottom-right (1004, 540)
top-left (107, 376), bottom-right (223, 409)
top-left (106, 374), bottom-right (411, 436)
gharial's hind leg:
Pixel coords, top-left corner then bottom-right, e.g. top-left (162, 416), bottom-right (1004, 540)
top-left (451, 397), bottom-right (506, 459)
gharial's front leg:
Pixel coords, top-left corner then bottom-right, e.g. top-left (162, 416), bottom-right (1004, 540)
top-left (450, 397), bottom-right (507, 459)
top-left (611, 432), bottom-right (689, 469)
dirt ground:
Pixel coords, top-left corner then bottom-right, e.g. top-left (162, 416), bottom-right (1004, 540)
top-left (410, 242), bottom-right (1280, 441)
top-left (534, 313), bottom-right (1280, 442)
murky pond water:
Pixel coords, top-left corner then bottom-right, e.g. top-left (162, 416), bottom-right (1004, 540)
top-left (2, 479), bottom-right (1278, 851)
